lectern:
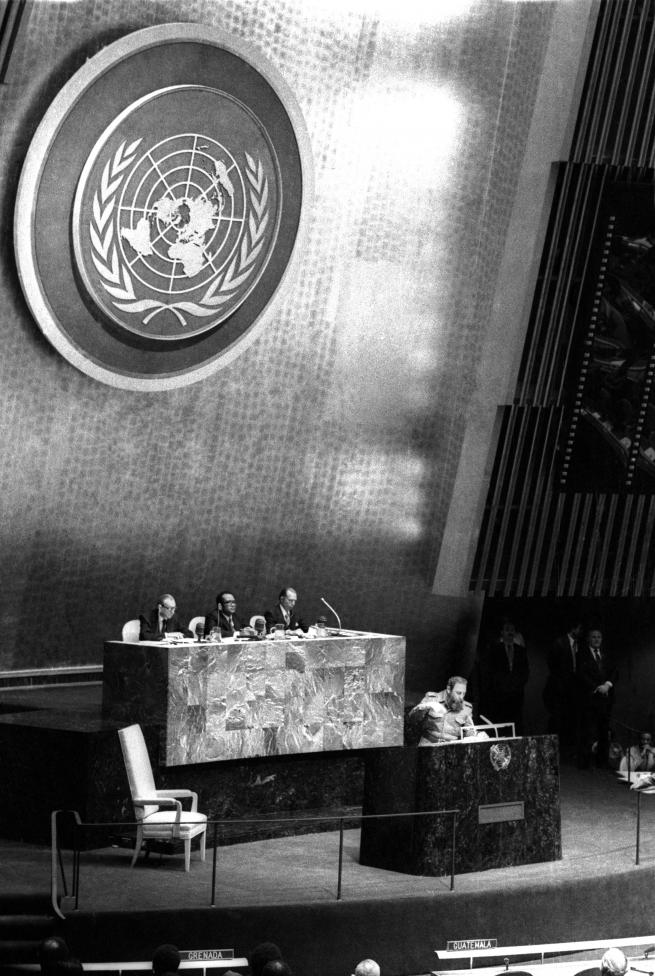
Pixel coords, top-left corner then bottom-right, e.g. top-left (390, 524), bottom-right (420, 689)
top-left (359, 735), bottom-right (561, 876)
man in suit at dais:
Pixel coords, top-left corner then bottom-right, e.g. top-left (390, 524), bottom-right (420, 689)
top-left (265, 586), bottom-right (306, 635)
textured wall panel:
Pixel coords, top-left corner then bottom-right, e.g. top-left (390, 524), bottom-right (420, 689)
top-left (0, 0), bottom-right (561, 690)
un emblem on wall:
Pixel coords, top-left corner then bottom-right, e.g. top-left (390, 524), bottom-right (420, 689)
top-left (74, 87), bottom-right (280, 341)
top-left (16, 26), bottom-right (312, 389)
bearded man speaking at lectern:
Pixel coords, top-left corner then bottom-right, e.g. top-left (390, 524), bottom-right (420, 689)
top-left (409, 676), bottom-right (477, 745)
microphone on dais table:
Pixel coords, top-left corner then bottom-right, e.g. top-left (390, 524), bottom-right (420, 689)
top-left (320, 597), bottom-right (341, 634)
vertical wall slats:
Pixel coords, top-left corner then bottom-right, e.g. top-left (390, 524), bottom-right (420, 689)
top-left (0, 0), bottom-right (26, 84)
top-left (518, 165), bottom-right (573, 400)
top-left (567, 493), bottom-right (594, 595)
top-left (515, 408), bottom-right (562, 593)
top-left (574, 1), bottom-right (623, 159)
top-left (571, 0), bottom-right (613, 159)
top-left (621, 494), bottom-right (645, 595)
top-left (473, 407), bottom-right (517, 595)
top-left (541, 168), bottom-right (607, 404)
top-left (624, 23), bottom-right (655, 164)
top-left (470, 0), bottom-right (655, 599)
top-left (594, 494), bottom-right (620, 596)
top-left (596, 0), bottom-right (637, 159)
top-left (540, 493), bottom-right (567, 596)
top-left (634, 495), bottom-right (655, 592)
top-left (609, 494), bottom-right (634, 595)
top-left (581, 494), bottom-right (607, 593)
top-left (556, 494), bottom-right (582, 596)
top-left (487, 409), bottom-right (535, 594)
top-left (487, 414), bottom-right (527, 593)
top-left (612, 0), bottom-right (652, 164)
top-left (533, 168), bottom-right (593, 402)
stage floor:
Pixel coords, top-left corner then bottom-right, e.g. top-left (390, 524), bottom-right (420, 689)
top-left (3, 763), bottom-right (654, 912)
top-left (3, 683), bottom-right (655, 976)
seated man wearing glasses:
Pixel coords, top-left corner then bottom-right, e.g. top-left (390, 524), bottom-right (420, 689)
top-left (139, 594), bottom-right (191, 641)
top-left (204, 591), bottom-right (245, 638)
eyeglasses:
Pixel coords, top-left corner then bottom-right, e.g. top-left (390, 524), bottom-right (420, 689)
top-left (161, 604), bottom-right (176, 611)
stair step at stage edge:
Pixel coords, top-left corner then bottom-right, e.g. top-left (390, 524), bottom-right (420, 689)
top-left (0, 915), bottom-right (57, 937)
top-left (0, 894), bottom-right (60, 965)
top-left (0, 938), bottom-right (54, 962)
top-left (0, 895), bottom-right (53, 913)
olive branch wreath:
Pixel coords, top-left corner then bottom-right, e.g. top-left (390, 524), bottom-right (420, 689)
top-left (90, 140), bottom-right (269, 328)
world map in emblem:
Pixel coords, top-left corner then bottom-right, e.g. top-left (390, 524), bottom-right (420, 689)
top-left (119, 136), bottom-right (246, 289)
top-left (72, 86), bottom-right (282, 341)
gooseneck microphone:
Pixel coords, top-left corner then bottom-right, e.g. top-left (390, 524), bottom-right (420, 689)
top-left (320, 597), bottom-right (341, 634)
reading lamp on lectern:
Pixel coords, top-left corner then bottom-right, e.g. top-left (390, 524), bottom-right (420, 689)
top-left (320, 597), bottom-right (341, 634)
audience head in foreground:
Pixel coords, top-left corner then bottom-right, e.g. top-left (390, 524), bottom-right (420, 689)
top-left (248, 942), bottom-right (283, 976)
top-left (39, 937), bottom-right (70, 974)
top-left (353, 960), bottom-right (381, 976)
top-left (261, 962), bottom-right (293, 976)
top-left (51, 962), bottom-right (84, 976)
top-left (601, 950), bottom-right (628, 976)
top-left (152, 944), bottom-right (181, 975)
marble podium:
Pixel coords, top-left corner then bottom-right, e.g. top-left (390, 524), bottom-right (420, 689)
top-left (359, 735), bottom-right (561, 876)
top-left (102, 632), bottom-right (405, 766)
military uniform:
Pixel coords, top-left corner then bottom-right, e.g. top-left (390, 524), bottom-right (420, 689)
top-left (409, 690), bottom-right (476, 745)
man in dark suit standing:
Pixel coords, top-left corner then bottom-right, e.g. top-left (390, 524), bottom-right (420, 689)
top-left (543, 618), bottom-right (582, 761)
top-left (478, 618), bottom-right (529, 734)
top-left (576, 624), bottom-right (617, 768)
top-left (265, 587), bottom-right (306, 635)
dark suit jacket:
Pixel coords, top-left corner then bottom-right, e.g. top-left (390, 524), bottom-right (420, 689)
top-left (480, 640), bottom-right (529, 700)
top-left (204, 608), bottom-right (244, 637)
top-left (264, 603), bottom-right (306, 633)
top-left (544, 632), bottom-right (578, 711)
top-left (139, 608), bottom-right (191, 641)
top-left (577, 644), bottom-right (618, 704)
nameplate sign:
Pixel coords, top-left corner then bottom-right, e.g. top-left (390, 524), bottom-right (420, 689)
top-left (478, 801), bottom-right (525, 824)
top-left (180, 951), bottom-right (235, 962)
top-left (445, 940), bottom-right (498, 952)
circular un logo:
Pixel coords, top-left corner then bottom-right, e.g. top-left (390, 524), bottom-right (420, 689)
top-left (489, 743), bottom-right (512, 771)
top-left (16, 26), bottom-right (312, 389)
top-left (73, 87), bottom-right (281, 341)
